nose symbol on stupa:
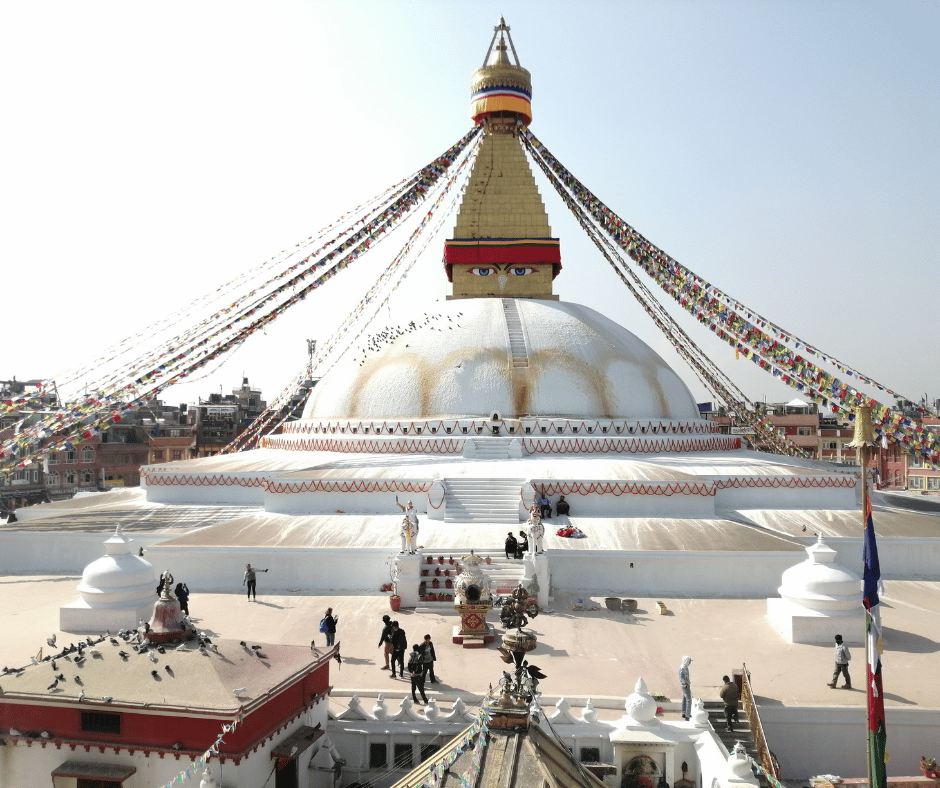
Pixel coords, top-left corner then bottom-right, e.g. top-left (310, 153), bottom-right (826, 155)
top-left (498, 275), bottom-right (507, 292)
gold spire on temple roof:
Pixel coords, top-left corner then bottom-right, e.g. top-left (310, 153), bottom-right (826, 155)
top-left (470, 17), bottom-right (533, 126)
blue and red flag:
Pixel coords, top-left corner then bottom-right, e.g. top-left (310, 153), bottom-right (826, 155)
top-left (863, 493), bottom-right (887, 788)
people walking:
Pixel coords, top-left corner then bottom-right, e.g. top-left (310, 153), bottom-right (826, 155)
top-left (408, 644), bottom-right (428, 704)
top-left (679, 656), bottom-right (693, 720)
top-left (377, 614), bottom-right (393, 669)
top-left (243, 563), bottom-right (267, 600)
top-left (828, 634), bottom-right (851, 689)
top-left (421, 634), bottom-right (437, 683)
top-left (719, 675), bottom-right (740, 731)
top-left (390, 621), bottom-right (407, 678)
top-left (321, 608), bottom-right (338, 647)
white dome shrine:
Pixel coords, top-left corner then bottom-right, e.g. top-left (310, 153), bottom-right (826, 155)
top-left (303, 299), bottom-right (700, 423)
top-left (61, 524), bottom-right (158, 633)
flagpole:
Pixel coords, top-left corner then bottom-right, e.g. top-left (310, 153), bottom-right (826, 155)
top-left (847, 406), bottom-right (875, 788)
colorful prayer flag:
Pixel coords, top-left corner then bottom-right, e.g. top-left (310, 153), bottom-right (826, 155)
top-left (863, 493), bottom-right (887, 788)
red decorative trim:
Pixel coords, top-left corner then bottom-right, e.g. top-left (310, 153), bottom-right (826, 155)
top-left (142, 471), bottom-right (266, 487)
top-left (522, 436), bottom-right (740, 454)
top-left (713, 475), bottom-right (856, 490)
top-left (535, 480), bottom-right (716, 497)
top-left (263, 436), bottom-right (463, 454)
top-left (263, 479), bottom-right (434, 495)
top-left (280, 418), bottom-right (719, 436)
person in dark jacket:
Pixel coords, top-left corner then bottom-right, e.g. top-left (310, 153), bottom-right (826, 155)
top-left (377, 614), bottom-right (393, 670)
top-left (408, 644), bottom-right (428, 704)
top-left (505, 532), bottom-right (518, 559)
top-left (516, 531), bottom-right (529, 559)
top-left (174, 582), bottom-right (190, 616)
top-left (555, 495), bottom-right (570, 516)
top-left (323, 607), bottom-right (338, 647)
top-left (719, 675), bottom-right (740, 731)
top-left (390, 621), bottom-right (407, 678)
top-left (421, 634), bottom-right (437, 683)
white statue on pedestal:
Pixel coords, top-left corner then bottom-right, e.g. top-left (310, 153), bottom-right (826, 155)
top-left (526, 505), bottom-right (545, 555)
top-left (396, 499), bottom-right (419, 554)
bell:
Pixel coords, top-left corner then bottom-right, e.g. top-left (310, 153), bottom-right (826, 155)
top-left (846, 406), bottom-right (876, 448)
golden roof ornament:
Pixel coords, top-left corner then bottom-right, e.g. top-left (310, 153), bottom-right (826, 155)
top-left (470, 17), bottom-right (533, 126)
top-left (847, 405), bottom-right (876, 448)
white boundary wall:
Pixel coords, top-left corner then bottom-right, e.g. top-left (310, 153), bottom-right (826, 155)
top-left (761, 705), bottom-right (940, 780)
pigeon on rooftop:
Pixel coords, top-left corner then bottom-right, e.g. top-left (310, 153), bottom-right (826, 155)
top-left (46, 634), bottom-right (56, 648)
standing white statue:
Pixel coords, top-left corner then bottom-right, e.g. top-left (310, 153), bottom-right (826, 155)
top-left (396, 499), bottom-right (419, 554)
top-left (526, 505), bottom-right (545, 555)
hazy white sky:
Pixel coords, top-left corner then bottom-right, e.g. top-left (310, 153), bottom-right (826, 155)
top-left (2, 1), bottom-right (937, 412)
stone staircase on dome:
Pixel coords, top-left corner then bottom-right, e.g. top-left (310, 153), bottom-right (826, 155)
top-left (442, 477), bottom-right (524, 523)
top-left (701, 701), bottom-right (770, 787)
top-left (460, 437), bottom-right (524, 459)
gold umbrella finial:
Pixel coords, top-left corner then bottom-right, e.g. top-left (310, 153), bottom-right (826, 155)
top-left (847, 405), bottom-right (876, 448)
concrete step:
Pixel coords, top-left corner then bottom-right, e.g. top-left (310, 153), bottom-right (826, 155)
top-left (443, 477), bottom-right (524, 524)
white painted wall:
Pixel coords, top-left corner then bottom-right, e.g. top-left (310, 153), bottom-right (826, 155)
top-left (761, 705), bottom-right (940, 780)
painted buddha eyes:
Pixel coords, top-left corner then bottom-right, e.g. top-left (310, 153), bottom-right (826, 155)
top-left (467, 267), bottom-right (535, 276)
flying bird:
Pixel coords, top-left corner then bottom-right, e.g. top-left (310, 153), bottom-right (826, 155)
top-left (522, 661), bottom-right (547, 680)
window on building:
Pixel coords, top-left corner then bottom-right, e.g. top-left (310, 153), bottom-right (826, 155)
top-left (798, 427), bottom-right (813, 436)
top-left (81, 446), bottom-right (95, 463)
top-left (420, 744), bottom-right (440, 762)
top-left (928, 477), bottom-right (940, 491)
top-left (909, 476), bottom-right (924, 490)
top-left (910, 457), bottom-right (924, 469)
top-left (153, 450), bottom-right (165, 462)
top-left (369, 742), bottom-right (387, 769)
top-left (31, 469), bottom-right (39, 482)
top-left (82, 471), bottom-right (94, 485)
top-left (822, 441), bottom-right (838, 451)
top-left (49, 453), bottom-right (59, 465)
top-left (66, 472), bottom-right (76, 485)
top-left (46, 472), bottom-right (60, 487)
top-left (894, 471), bottom-right (902, 486)
top-left (64, 450), bottom-right (76, 463)
top-left (580, 747), bottom-right (601, 763)
top-left (172, 451), bottom-right (182, 461)
top-left (393, 743), bottom-right (413, 770)
top-left (81, 711), bottom-right (121, 734)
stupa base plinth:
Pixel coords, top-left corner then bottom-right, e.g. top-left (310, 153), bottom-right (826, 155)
top-left (452, 623), bottom-right (495, 647)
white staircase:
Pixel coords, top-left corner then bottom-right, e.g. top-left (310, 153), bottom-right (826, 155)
top-left (443, 477), bottom-right (524, 524)
top-left (502, 298), bottom-right (529, 368)
top-left (461, 437), bottom-right (521, 459)
top-left (475, 551), bottom-right (528, 594)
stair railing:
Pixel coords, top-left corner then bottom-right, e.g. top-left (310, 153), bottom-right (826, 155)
top-left (740, 663), bottom-right (781, 778)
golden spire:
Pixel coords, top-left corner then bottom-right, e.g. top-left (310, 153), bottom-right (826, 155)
top-left (470, 17), bottom-right (533, 127)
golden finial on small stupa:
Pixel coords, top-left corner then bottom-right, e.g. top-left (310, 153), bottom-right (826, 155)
top-left (847, 405), bottom-right (876, 448)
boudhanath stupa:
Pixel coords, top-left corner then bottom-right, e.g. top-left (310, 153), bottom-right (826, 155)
top-left (8, 19), bottom-right (936, 606)
top-left (3, 18), bottom-right (940, 787)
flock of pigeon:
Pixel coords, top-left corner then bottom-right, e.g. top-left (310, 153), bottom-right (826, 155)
top-left (0, 628), bottom-right (272, 721)
top-left (356, 312), bottom-right (464, 367)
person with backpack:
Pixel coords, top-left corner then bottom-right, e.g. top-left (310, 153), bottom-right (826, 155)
top-left (319, 608), bottom-right (338, 647)
top-left (828, 634), bottom-right (851, 689)
top-left (407, 644), bottom-right (428, 704)
top-left (421, 634), bottom-right (437, 683)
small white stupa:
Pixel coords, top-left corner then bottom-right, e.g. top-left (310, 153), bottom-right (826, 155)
top-left (60, 523), bottom-right (158, 633)
top-left (766, 534), bottom-right (864, 644)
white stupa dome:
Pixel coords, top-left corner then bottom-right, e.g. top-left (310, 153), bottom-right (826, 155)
top-left (304, 299), bottom-right (700, 422)
top-left (778, 535), bottom-right (862, 614)
top-left (77, 524), bottom-right (158, 610)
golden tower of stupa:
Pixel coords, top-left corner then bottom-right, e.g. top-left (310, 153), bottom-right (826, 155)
top-left (445, 17), bottom-right (561, 301)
